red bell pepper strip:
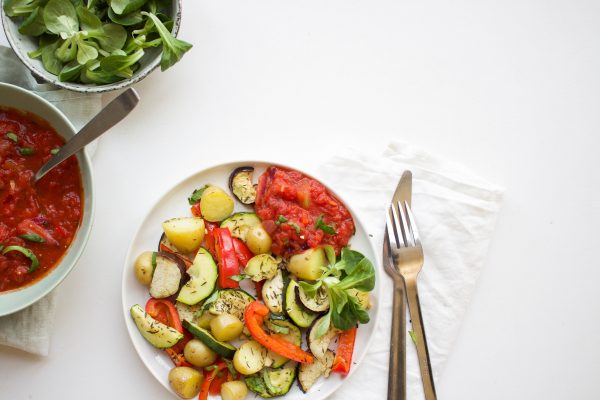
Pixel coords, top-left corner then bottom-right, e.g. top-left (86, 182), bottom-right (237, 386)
top-left (331, 326), bottom-right (357, 375)
top-left (190, 203), bottom-right (202, 217)
top-left (244, 301), bottom-right (313, 364)
top-left (145, 298), bottom-right (192, 366)
top-left (199, 361), bottom-right (227, 400)
top-left (145, 298), bottom-right (183, 333)
top-left (204, 222), bottom-right (219, 258)
top-left (232, 237), bottom-right (254, 267)
top-left (208, 369), bottom-right (228, 395)
top-left (214, 228), bottom-right (240, 289)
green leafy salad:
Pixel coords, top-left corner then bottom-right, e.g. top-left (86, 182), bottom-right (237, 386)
top-left (3, 0), bottom-right (192, 84)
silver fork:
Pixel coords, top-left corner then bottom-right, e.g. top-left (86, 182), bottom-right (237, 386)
top-left (386, 201), bottom-right (437, 400)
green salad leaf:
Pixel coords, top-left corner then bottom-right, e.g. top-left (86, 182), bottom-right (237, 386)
top-left (299, 247), bottom-right (375, 338)
top-left (141, 11), bottom-right (192, 71)
top-left (8, 0), bottom-right (191, 85)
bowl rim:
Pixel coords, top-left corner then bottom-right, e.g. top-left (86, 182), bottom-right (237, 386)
top-left (0, 82), bottom-right (95, 316)
top-left (1, 0), bottom-right (182, 93)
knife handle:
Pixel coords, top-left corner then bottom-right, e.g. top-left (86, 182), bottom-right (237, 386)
top-left (404, 275), bottom-right (437, 400)
top-left (387, 278), bottom-right (406, 400)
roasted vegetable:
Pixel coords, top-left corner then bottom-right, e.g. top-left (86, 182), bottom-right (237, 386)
top-left (263, 365), bottom-right (297, 396)
top-left (233, 340), bottom-right (268, 375)
top-left (130, 304), bottom-right (183, 349)
top-left (134, 251), bottom-right (154, 286)
top-left (177, 248), bottom-right (218, 305)
top-left (183, 320), bottom-right (237, 359)
top-left (205, 289), bottom-right (255, 320)
top-left (162, 217), bottom-right (206, 254)
top-left (298, 350), bottom-right (334, 392)
top-left (284, 280), bottom-right (319, 328)
top-left (168, 366), bottom-right (203, 399)
top-left (220, 212), bottom-right (261, 242)
top-left (287, 247), bottom-right (327, 281)
top-left (297, 284), bottom-right (330, 313)
top-left (149, 252), bottom-right (187, 299)
top-left (244, 254), bottom-right (278, 282)
top-left (245, 224), bottom-right (272, 255)
top-left (229, 166), bottom-right (257, 205)
top-left (307, 315), bottom-right (339, 359)
top-left (201, 186), bottom-right (235, 222)
top-left (262, 269), bottom-right (285, 314)
top-left (183, 338), bottom-right (218, 368)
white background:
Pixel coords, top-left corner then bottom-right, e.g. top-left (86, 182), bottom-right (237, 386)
top-left (1, 1), bottom-right (599, 399)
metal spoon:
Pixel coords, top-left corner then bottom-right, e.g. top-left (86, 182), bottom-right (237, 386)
top-left (34, 88), bottom-right (140, 182)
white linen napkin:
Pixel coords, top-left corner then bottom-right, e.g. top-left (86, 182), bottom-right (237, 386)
top-left (321, 141), bottom-right (504, 399)
top-left (0, 46), bottom-right (102, 356)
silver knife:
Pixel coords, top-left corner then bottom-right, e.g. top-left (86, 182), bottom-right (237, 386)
top-left (384, 170), bottom-right (412, 400)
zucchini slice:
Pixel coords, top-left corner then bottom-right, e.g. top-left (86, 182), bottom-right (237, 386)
top-left (263, 365), bottom-right (297, 396)
top-left (205, 289), bottom-right (254, 320)
top-left (244, 375), bottom-right (273, 398)
top-left (220, 212), bottom-right (261, 241)
top-left (284, 280), bottom-right (318, 328)
top-left (182, 319), bottom-right (236, 359)
top-left (130, 304), bottom-right (183, 349)
top-left (298, 350), bottom-right (335, 393)
top-left (244, 254), bottom-right (278, 282)
top-left (177, 248), bottom-right (218, 305)
top-left (149, 252), bottom-right (186, 299)
top-left (297, 284), bottom-right (330, 313)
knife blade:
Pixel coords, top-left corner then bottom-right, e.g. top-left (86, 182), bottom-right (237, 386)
top-left (385, 170), bottom-right (412, 400)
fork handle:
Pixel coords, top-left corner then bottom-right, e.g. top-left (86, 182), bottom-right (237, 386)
top-left (404, 276), bottom-right (437, 400)
top-left (387, 278), bottom-right (406, 400)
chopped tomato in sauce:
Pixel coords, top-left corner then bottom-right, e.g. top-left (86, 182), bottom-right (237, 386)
top-left (255, 166), bottom-right (355, 257)
top-left (0, 107), bottom-right (83, 292)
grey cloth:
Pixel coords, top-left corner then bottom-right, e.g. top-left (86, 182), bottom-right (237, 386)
top-left (0, 46), bottom-right (102, 356)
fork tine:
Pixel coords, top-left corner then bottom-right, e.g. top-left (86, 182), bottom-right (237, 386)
top-left (390, 202), bottom-right (406, 248)
top-left (386, 207), bottom-right (399, 249)
top-left (404, 201), bottom-right (421, 246)
top-left (396, 201), bottom-right (414, 247)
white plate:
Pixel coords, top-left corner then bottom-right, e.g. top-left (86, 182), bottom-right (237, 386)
top-left (121, 161), bottom-right (381, 399)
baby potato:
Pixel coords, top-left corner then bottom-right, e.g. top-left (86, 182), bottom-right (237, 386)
top-left (200, 186), bottom-right (234, 222)
top-left (134, 251), bottom-right (154, 285)
top-left (245, 225), bottom-right (272, 254)
top-left (287, 247), bottom-right (326, 281)
top-left (184, 339), bottom-right (217, 368)
top-left (210, 313), bottom-right (244, 342)
top-left (196, 310), bottom-right (215, 329)
top-left (168, 366), bottom-right (203, 399)
top-left (233, 341), bottom-right (267, 375)
top-left (162, 217), bottom-right (205, 253)
top-left (221, 380), bottom-right (248, 400)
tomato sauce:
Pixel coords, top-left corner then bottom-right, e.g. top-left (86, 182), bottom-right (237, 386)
top-left (255, 166), bottom-right (355, 258)
top-left (0, 107), bottom-right (83, 292)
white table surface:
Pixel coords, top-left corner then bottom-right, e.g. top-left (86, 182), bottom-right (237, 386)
top-left (1, 1), bottom-right (599, 399)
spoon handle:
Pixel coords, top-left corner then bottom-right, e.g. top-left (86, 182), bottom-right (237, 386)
top-left (35, 88), bottom-right (140, 182)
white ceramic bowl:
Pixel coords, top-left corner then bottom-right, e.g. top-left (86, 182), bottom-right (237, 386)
top-left (0, 82), bottom-right (94, 316)
top-left (1, 1), bottom-right (182, 93)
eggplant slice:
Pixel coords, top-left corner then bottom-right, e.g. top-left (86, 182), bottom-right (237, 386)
top-left (149, 252), bottom-right (188, 299)
top-left (229, 166), bottom-right (257, 204)
top-left (297, 284), bottom-right (330, 313)
top-left (298, 350), bottom-right (335, 393)
top-left (307, 315), bottom-right (340, 359)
